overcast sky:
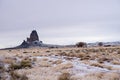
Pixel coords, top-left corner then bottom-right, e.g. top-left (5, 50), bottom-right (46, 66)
top-left (0, 0), bottom-right (120, 48)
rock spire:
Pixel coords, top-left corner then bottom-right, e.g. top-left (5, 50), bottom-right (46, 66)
top-left (27, 30), bottom-right (39, 43)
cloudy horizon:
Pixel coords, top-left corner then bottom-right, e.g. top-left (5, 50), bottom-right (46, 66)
top-left (0, 0), bottom-right (120, 48)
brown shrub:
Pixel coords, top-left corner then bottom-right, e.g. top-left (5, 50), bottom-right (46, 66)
top-left (9, 60), bottom-right (32, 70)
top-left (76, 42), bottom-right (87, 47)
top-left (117, 50), bottom-right (120, 54)
top-left (20, 60), bottom-right (32, 68)
top-left (10, 71), bottom-right (28, 80)
top-left (97, 57), bottom-right (112, 63)
top-left (98, 42), bottom-right (103, 47)
top-left (90, 63), bottom-right (104, 68)
top-left (58, 72), bottom-right (70, 80)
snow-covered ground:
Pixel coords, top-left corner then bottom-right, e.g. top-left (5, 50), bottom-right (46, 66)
top-left (0, 47), bottom-right (120, 80)
top-left (36, 55), bottom-right (119, 76)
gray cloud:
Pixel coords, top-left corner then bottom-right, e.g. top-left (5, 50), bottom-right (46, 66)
top-left (0, 0), bottom-right (120, 48)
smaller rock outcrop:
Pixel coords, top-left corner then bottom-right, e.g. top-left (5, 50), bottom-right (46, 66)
top-left (20, 40), bottom-right (29, 48)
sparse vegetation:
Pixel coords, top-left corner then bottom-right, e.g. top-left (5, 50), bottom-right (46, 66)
top-left (21, 59), bottom-right (32, 68)
top-left (0, 47), bottom-right (120, 80)
top-left (76, 42), bottom-right (87, 47)
top-left (10, 71), bottom-right (28, 80)
top-left (117, 50), bottom-right (120, 54)
top-left (90, 63), bottom-right (112, 70)
top-left (55, 63), bottom-right (73, 71)
top-left (58, 72), bottom-right (70, 80)
top-left (81, 72), bottom-right (120, 80)
top-left (0, 62), bottom-right (5, 80)
top-left (9, 59), bottom-right (32, 70)
top-left (98, 42), bottom-right (103, 47)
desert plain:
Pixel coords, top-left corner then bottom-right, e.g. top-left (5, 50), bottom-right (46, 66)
top-left (0, 46), bottom-right (120, 80)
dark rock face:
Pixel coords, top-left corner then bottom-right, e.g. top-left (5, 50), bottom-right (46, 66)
top-left (2, 30), bottom-right (62, 49)
top-left (19, 30), bottom-right (42, 48)
top-left (27, 30), bottom-right (39, 43)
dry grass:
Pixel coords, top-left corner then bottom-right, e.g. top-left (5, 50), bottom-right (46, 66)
top-left (9, 59), bottom-right (32, 70)
top-left (10, 71), bottom-right (28, 80)
top-left (82, 72), bottom-right (120, 80)
top-left (97, 57), bottom-right (112, 63)
top-left (0, 47), bottom-right (120, 80)
top-left (39, 61), bottom-right (51, 67)
top-left (58, 72), bottom-right (71, 80)
top-left (52, 60), bottom-right (63, 64)
top-left (54, 62), bottom-right (73, 71)
top-left (2, 57), bottom-right (15, 64)
top-left (111, 60), bottom-right (120, 65)
top-left (117, 50), bottom-right (120, 54)
top-left (90, 62), bottom-right (112, 70)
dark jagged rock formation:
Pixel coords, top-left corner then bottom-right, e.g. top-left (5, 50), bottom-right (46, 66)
top-left (1, 30), bottom-right (64, 50)
top-left (27, 30), bottom-right (39, 43)
top-left (19, 30), bottom-right (42, 48)
top-left (17, 30), bottom-right (63, 48)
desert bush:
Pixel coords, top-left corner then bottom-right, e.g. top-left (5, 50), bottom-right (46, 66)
top-left (59, 52), bottom-right (68, 56)
top-left (10, 63), bottom-right (22, 70)
top-left (76, 42), bottom-right (87, 47)
top-left (76, 53), bottom-right (91, 60)
top-left (46, 50), bottom-right (51, 52)
top-left (117, 50), bottom-right (120, 54)
top-left (75, 50), bottom-right (80, 53)
top-left (58, 72), bottom-right (70, 80)
top-left (77, 53), bottom-right (86, 58)
top-left (32, 57), bottom-right (37, 62)
top-left (21, 60), bottom-right (32, 68)
top-left (9, 60), bottom-right (32, 70)
top-left (98, 42), bottom-right (103, 47)
top-left (97, 57), bottom-right (112, 63)
top-left (23, 51), bottom-right (28, 53)
top-left (90, 63), bottom-right (104, 68)
top-left (10, 71), bottom-right (28, 80)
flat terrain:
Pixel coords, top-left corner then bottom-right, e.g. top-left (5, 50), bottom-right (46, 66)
top-left (0, 47), bottom-right (120, 80)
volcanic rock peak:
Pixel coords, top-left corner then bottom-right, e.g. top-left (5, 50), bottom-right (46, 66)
top-left (27, 30), bottom-right (39, 43)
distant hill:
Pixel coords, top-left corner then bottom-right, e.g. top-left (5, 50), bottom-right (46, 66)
top-left (88, 41), bottom-right (120, 47)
